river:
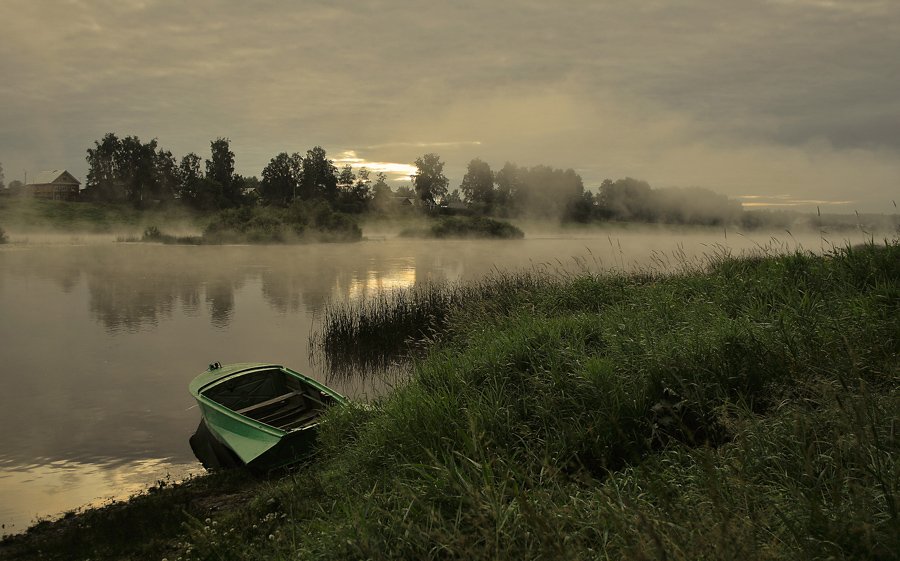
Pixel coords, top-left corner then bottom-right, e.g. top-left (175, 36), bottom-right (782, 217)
top-left (0, 227), bottom-right (874, 533)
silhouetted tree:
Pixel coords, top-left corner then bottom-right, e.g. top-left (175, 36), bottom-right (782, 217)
top-left (459, 158), bottom-right (494, 208)
top-left (565, 190), bottom-right (596, 222)
top-left (300, 146), bottom-right (337, 201)
top-left (178, 153), bottom-right (203, 203)
top-left (413, 153), bottom-right (448, 208)
top-left (206, 138), bottom-right (241, 206)
top-left (494, 162), bottom-right (520, 211)
top-left (508, 164), bottom-right (584, 219)
top-left (0, 161), bottom-right (5, 189)
top-left (153, 149), bottom-right (178, 202)
top-left (85, 133), bottom-right (126, 201)
top-left (260, 152), bottom-right (303, 206)
top-left (597, 178), bottom-right (655, 221)
top-left (371, 172), bottom-right (394, 212)
top-left (597, 178), bottom-right (743, 225)
top-left (347, 167), bottom-right (374, 212)
top-left (85, 133), bottom-right (179, 205)
top-left (336, 164), bottom-right (355, 191)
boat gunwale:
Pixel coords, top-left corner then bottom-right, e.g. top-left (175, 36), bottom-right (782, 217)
top-left (190, 363), bottom-right (347, 437)
top-left (189, 363), bottom-right (284, 396)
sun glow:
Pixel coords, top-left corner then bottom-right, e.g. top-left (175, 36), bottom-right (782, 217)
top-left (737, 195), bottom-right (854, 208)
top-left (334, 151), bottom-right (418, 182)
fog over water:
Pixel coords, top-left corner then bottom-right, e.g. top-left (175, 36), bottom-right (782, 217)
top-left (0, 227), bottom-right (888, 532)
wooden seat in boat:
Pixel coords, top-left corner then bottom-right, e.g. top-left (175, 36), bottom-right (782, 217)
top-left (236, 391), bottom-right (301, 415)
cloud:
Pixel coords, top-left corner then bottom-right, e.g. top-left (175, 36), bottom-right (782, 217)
top-left (364, 141), bottom-right (483, 150)
top-left (1, 0), bottom-right (899, 211)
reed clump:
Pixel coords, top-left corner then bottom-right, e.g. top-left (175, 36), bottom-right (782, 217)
top-left (313, 271), bottom-right (550, 376)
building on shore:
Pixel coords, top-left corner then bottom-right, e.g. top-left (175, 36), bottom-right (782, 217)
top-left (26, 170), bottom-right (81, 201)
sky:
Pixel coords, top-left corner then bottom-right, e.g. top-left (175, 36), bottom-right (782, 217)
top-left (1, 0), bottom-right (898, 212)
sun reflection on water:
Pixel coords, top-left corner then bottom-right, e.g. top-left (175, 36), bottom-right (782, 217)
top-left (0, 458), bottom-right (202, 536)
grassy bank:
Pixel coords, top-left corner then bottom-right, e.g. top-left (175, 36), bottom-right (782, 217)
top-left (3, 241), bottom-right (898, 560)
top-left (0, 198), bottom-right (203, 234)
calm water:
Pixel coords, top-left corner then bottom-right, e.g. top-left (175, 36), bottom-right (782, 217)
top-left (0, 230), bottom-right (868, 532)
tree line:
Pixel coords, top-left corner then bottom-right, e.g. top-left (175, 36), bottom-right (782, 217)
top-left (83, 133), bottom-right (250, 209)
top-left (78, 133), bottom-right (746, 225)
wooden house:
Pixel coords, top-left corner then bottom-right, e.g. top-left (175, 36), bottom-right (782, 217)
top-left (26, 170), bottom-right (81, 201)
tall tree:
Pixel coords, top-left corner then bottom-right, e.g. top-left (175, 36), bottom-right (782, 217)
top-left (260, 152), bottom-right (303, 206)
top-left (300, 146), bottom-right (337, 201)
top-left (494, 162), bottom-right (520, 209)
top-left (371, 172), bottom-right (393, 212)
top-left (336, 164), bottom-right (356, 192)
top-left (206, 137), bottom-right (241, 206)
top-left (337, 166), bottom-right (372, 213)
top-left (514, 164), bottom-right (584, 219)
top-left (596, 177), bottom-right (654, 221)
top-left (153, 149), bottom-right (178, 202)
top-left (412, 153), bottom-right (449, 207)
top-left (459, 158), bottom-right (494, 206)
top-left (85, 133), bottom-right (178, 205)
top-left (353, 167), bottom-right (372, 201)
top-left (85, 132), bottom-right (125, 200)
top-left (178, 153), bottom-right (203, 203)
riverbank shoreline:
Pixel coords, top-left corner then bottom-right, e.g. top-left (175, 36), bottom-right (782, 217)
top-left (2, 240), bottom-right (897, 560)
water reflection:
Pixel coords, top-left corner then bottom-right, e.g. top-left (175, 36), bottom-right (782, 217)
top-left (1, 245), bottom-right (460, 333)
top-left (0, 458), bottom-right (199, 536)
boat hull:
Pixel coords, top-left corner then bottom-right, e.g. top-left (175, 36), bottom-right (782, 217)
top-left (188, 363), bottom-right (346, 471)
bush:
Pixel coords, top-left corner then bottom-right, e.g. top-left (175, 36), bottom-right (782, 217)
top-left (201, 202), bottom-right (362, 244)
top-left (400, 216), bottom-right (524, 239)
top-left (142, 225), bottom-right (161, 240)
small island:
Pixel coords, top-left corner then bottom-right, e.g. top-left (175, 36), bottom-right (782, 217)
top-left (399, 216), bottom-right (524, 239)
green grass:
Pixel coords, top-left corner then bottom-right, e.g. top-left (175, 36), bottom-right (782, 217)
top-left (4, 240), bottom-right (898, 560)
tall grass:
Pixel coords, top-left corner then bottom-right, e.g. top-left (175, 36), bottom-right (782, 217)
top-left (291, 240), bottom-right (900, 559)
top-left (311, 271), bottom-right (551, 376)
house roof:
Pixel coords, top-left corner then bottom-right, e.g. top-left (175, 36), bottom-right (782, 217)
top-left (28, 170), bottom-right (81, 186)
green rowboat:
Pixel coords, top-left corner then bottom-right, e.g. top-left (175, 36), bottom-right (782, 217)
top-left (188, 362), bottom-right (347, 471)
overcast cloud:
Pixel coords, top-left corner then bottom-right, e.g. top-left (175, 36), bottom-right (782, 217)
top-left (1, 0), bottom-right (898, 211)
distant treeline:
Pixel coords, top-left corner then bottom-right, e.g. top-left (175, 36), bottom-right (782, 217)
top-left (74, 133), bottom-right (896, 230)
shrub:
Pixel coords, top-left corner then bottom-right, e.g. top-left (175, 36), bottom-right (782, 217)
top-left (400, 216), bottom-right (524, 239)
top-left (201, 202), bottom-right (361, 244)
